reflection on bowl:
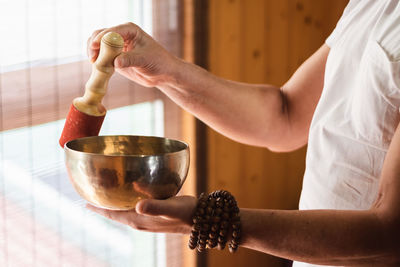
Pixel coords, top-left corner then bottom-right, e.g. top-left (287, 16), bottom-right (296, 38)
top-left (64, 135), bottom-right (189, 210)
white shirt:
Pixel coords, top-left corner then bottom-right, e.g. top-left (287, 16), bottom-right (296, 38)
top-left (294, 1), bottom-right (400, 266)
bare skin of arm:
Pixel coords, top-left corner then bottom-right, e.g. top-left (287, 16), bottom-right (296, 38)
top-left (88, 23), bottom-right (328, 151)
top-left (86, 23), bottom-right (400, 265)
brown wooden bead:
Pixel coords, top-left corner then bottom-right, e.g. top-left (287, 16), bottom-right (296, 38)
top-left (219, 229), bottom-right (228, 237)
top-left (192, 216), bottom-right (201, 224)
top-left (191, 230), bottom-right (199, 236)
top-left (232, 230), bottom-right (240, 238)
top-left (217, 243), bottom-right (225, 250)
top-left (208, 198), bottom-right (216, 207)
top-left (218, 236), bottom-right (226, 243)
top-left (208, 241), bottom-right (218, 249)
top-left (199, 234), bottom-right (208, 239)
top-left (222, 212), bottom-right (230, 220)
top-left (209, 232), bottom-right (218, 239)
top-left (189, 239), bottom-right (197, 245)
top-left (207, 238), bottom-right (218, 244)
top-left (189, 240), bottom-right (198, 247)
top-left (228, 244), bottom-right (238, 253)
top-left (221, 221), bottom-right (229, 228)
top-left (211, 223), bottom-right (219, 232)
top-left (212, 216), bottom-right (221, 223)
top-left (231, 238), bottom-right (240, 246)
top-left (189, 241), bottom-right (198, 249)
top-left (201, 224), bottom-right (210, 231)
top-left (206, 206), bottom-right (213, 214)
top-left (215, 208), bottom-right (222, 215)
top-left (223, 206), bottom-right (230, 212)
top-left (197, 208), bottom-right (205, 215)
top-left (192, 224), bottom-right (200, 231)
top-left (232, 222), bottom-right (240, 229)
top-left (230, 243), bottom-right (238, 249)
top-left (196, 203), bottom-right (206, 210)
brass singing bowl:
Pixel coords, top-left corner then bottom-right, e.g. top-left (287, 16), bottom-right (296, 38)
top-left (64, 135), bottom-right (189, 210)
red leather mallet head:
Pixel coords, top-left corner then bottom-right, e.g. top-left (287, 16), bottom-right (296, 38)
top-left (59, 104), bottom-right (105, 147)
top-left (59, 32), bottom-right (124, 147)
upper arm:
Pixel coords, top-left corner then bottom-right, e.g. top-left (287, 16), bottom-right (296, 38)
top-left (280, 44), bottom-right (330, 149)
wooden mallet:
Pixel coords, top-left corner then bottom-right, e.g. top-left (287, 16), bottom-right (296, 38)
top-left (59, 32), bottom-right (124, 147)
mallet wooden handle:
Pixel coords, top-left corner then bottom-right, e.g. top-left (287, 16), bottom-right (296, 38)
top-left (73, 32), bottom-right (124, 116)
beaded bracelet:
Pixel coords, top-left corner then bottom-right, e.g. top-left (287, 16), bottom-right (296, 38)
top-left (188, 190), bottom-right (241, 253)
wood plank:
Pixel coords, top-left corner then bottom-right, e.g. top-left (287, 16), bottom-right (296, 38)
top-left (205, 0), bottom-right (348, 266)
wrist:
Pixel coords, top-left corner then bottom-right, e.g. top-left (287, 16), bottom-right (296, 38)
top-left (156, 56), bottom-right (191, 89)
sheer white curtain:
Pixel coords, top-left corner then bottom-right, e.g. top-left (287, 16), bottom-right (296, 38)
top-left (0, 1), bottom-right (169, 267)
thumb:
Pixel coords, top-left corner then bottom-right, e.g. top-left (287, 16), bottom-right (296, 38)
top-left (136, 196), bottom-right (196, 222)
top-left (114, 52), bottom-right (142, 68)
top-left (136, 199), bottom-right (175, 218)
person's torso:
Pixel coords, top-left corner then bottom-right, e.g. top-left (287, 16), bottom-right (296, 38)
top-left (295, 0), bottom-right (400, 266)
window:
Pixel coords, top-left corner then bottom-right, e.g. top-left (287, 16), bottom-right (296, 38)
top-left (1, 0), bottom-right (152, 72)
top-left (0, 102), bottom-right (166, 266)
top-left (0, 0), bottom-right (182, 266)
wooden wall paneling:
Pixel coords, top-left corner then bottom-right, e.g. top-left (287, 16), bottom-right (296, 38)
top-left (205, 0), bottom-right (348, 267)
top-left (207, 1), bottom-right (290, 266)
top-left (207, 0), bottom-right (243, 198)
top-left (241, 0), bottom-right (267, 84)
top-left (209, 0), bottom-right (242, 80)
top-left (266, 0), bottom-right (290, 85)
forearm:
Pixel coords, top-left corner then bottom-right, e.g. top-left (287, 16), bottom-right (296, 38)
top-left (158, 58), bottom-right (293, 150)
top-left (240, 208), bottom-right (399, 265)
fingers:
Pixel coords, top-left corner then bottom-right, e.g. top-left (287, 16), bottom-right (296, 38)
top-left (87, 22), bottom-right (140, 63)
top-left (114, 51), bottom-right (143, 68)
top-left (86, 204), bottom-right (136, 226)
top-left (136, 199), bottom-right (169, 217)
top-left (85, 203), bottom-right (178, 232)
top-left (87, 28), bottom-right (105, 62)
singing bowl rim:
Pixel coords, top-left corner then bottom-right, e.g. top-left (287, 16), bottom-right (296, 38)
top-left (63, 135), bottom-right (190, 210)
top-left (64, 135), bottom-right (189, 157)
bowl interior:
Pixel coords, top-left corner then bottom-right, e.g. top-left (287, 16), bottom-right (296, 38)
top-left (65, 135), bottom-right (188, 156)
